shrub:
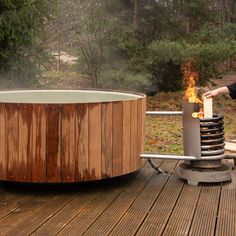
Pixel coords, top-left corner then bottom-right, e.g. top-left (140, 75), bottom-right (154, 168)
top-left (98, 68), bottom-right (152, 93)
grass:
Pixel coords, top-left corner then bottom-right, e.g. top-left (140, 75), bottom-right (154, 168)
top-left (144, 92), bottom-right (236, 155)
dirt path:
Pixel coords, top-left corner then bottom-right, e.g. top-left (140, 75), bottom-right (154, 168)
top-left (211, 73), bottom-right (236, 87)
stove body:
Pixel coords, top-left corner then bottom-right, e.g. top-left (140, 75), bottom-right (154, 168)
top-left (179, 102), bottom-right (231, 185)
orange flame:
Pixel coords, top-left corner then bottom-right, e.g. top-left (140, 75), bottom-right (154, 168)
top-left (192, 111), bottom-right (204, 119)
top-left (183, 62), bottom-right (202, 104)
top-left (183, 62), bottom-right (204, 118)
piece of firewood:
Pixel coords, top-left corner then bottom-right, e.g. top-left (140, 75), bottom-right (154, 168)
top-left (203, 97), bottom-right (213, 118)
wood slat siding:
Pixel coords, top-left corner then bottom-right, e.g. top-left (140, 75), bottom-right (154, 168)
top-left (137, 98), bottom-right (146, 169)
top-left (46, 105), bottom-right (61, 183)
top-left (142, 97), bottom-right (146, 166)
top-left (76, 104), bottom-right (89, 181)
top-left (101, 103), bottom-right (113, 178)
top-left (18, 104), bottom-right (33, 182)
top-left (0, 94), bottom-right (146, 183)
top-left (32, 105), bottom-right (46, 182)
top-left (122, 101), bottom-right (131, 174)
top-left (88, 103), bottom-right (102, 180)
top-left (61, 104), bottom-right (76, 182)
top-left (112, 102), bottom-right (123, 177)
top-left (0, 104), bottom-right (6, 180)
top-left (6, 104), bottom-right (19, 181)
top-left (130, 100), bottom-right (138, 172)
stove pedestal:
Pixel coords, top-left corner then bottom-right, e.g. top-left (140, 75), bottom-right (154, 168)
top-left (178, 162), bottom-right (231, 186)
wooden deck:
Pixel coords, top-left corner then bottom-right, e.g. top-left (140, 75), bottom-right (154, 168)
top-left (0, 159), bottom-right (236, 236)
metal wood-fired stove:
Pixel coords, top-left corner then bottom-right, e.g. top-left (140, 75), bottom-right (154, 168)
top-left (178, 102), bottom-right (231, 185)
top-left (141, 103), bottom-right (235, 186)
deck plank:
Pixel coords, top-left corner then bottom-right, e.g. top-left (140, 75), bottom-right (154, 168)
top-left (188, 186), bottom-right (221, 236)
top-left (109, 161), bottom-right (177, 236)
top-left (162, 185), bottom-right (201, 236)
top-left (215, 166), bottom-right (236, 236)
top-left (0, 194), bottom-right (55, 235)
top-left (0, 161), bottom-right (236, 235)
top-left (136, 165), bottom-right (184, 235)
top-left (1, 193), bottom-right (77, 236)
top-left (57, 164), bottom-right (155, 236)
top-left (31, 190), bottom-right (99, 236)
top-left (56, 185), bottom-right (127, 236)
top-left (0, 192), bottom-right (16, 202)
top-left (0, 194), bottom-right (34, 221)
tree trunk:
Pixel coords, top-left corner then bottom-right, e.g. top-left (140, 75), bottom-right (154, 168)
top-left (219, 0), bottom-right (226, 35)
top-left (186, 17), bottom-right (190, 33)
top-left (92, 70), bottom-right (98, 87)
top-left (133, 0), bottom-right (140, 31)
top-left (231, 0), bottom-right (236, 23)
top-left (57, 24), bottom-right (62, 73)
top-left (57, 49), bottom-right (61, 73)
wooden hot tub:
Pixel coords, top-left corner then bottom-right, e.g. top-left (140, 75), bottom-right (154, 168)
top-left (0, 90), bottom-right (146, 183)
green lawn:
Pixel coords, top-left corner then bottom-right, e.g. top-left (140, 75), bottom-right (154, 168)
top-left (145, 92), bottom-right (236, 155)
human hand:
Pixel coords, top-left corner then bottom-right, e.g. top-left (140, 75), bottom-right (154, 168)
top-left (202, 90), bottom-right (219, 99)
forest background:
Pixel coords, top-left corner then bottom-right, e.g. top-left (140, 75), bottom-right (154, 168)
top-left (1, 0), bottom-right (236, 153)
top-left (1, 0), bottom-right (236, 92)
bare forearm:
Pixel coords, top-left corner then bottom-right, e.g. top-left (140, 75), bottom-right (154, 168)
top-left (203, 86), bottom-right (229, 98)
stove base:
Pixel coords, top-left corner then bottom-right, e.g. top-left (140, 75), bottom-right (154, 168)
top-left (178, 162), bottom-right (231, 186)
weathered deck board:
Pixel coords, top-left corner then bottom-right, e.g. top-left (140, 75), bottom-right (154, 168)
top-left (57, 164), bottom-right (155, 236)
top-left (162, 185), bottom-right (201, 236)
top-left (2, 193), bottom-right (83, 236)
top-left (189, 186), bottom-right (221, 236)
top-left (0, 191), bottom-right (16, 202)
top-left (31, 190), bottom-right (99, 236)
top-left (0, 194), bottom-right (55, 235)
top-left (0, 160), bottom-right (236, 236)
top-left (109, 161), bottom-right (176, 236)
top-left (136, 166), bottom-right (184, 235)
top-left (215, 166), bottom-right (236, 236)
top-left (0, 194), bottom-right (34, 221)
top-left (81, 164), bottom-right (160, 236)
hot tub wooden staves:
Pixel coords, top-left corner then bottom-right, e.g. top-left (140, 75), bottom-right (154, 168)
top-left (0, 91), bottom-right (146, 183)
